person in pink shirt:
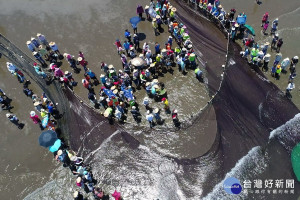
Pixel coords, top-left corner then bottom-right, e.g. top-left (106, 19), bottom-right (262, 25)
top-left (262, 20), bottom-right (269, 35)
top-left (30, 111), bottom-right (40, 124)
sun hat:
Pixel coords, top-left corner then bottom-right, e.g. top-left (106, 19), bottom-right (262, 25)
top-left (76, 177), bottom-right (82, 183)
top-left (34, 102), bottom-right (40, 106)
top-left (41, 108), bottom-right (45, 112)
top-left (132, 106), bottom-right (136, 110)
top-left (171, 7), bottom-right (177, 12)
top-left (70, 156), bottom-right (77, 162)
top-left (77, 57), bottom-right (83, 61)
top-left (234, 23), bottom-right (239, 28)
top-left (113, 89), bottom-right (118, 94)
top-left (145, 5), bottom-right (149, 9)
top-left (130, 46), bottom-right (134, 50)
top-left (32, 52), bottom-right (38, 55)
top-left (153, 79), bottom-right (159, 83)
top-left (153, 18), bottom-right (157, 22)
top-left (100, 74), bottom-right (105, 78)
top-left (30, 111), bottom-right (36, 117)
top-left (153, 108), bottom-right (159, 113)
top-left (73, 191), bottom-right (79, 198)
top-left (146, 82), bottom-right (151, 86)
top-left (156, 15), bottom-right (161, 19)
top-left (39, 45), bottom-right (43, 49)
top-left (108, 64), bottom-right (114, 69)
top-left (174, 109), bottom-right (178, 113)
top-left (6, 113), bottom-right (13, 118)
top-left (154, 85), bottom-right (159, 89)
top-left (57, 150), bottom-right (63, 156)
top-left (188, 44), bottom-right (193, 49)
top-left (147, 110), bottom-right (150, 114)
top-left (49, 42), bottom-right (55, 46)
top-left (37, 33), bottom-right (42, 37)
top-left (64, 71), bottom-right (69, 75)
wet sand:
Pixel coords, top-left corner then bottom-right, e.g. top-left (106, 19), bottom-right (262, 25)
top-left (0, 58), bottom-right (56, 199)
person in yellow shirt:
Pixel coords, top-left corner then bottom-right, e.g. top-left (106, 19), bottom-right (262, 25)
top-left (152, 18), bottom-right (158, 36)
top-left (161, 97), bottom-right (169, 111)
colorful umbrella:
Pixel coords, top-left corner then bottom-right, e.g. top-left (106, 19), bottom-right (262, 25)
top-left (244, 24), bottom-right (255, 36)
top-left (48, 139), bottom-right (61, 153)
top-left (38, 130), bottom-right (57, 147)
top-left (129, 16), bottom-right (141, 26)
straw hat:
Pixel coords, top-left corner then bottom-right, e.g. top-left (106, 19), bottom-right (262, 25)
top-left (41, 108), bottom-right (45, 112)
top-left (26, 41), bottom-right (31, 45)
top-left (30, 111), bottom-right (36, 117)
top-left (73, 191), bottom-right (79, 198)
top-left (190, 53), bottom-right (195, 57)
top-left (57, 150), bottom-right (63, 156)
top-left (38, 45), bottom-right (44, 49)
top-left (156, 15), bottom-right (161, 19)
top-left (34, 102), bottom-right (40, 106)
top-left (49, 42), bottom-right (55, 46)
top-left (113, 89), bottom-right (118, 94)
top-left (153, 108), bottom-right (159, 114)
top-left (147, 110), bottom-right (150, 114)
top-left (154, 85), bottom-right (159, 89)
top-left (169, 36), bottom-right (173, 39)
top-left (146, 82), bottom-right (151, 86)
top-left (155, 8), bottom-right (160, 11)
top-left (150, 63), bottom-right (156, 68)
top-left (218, 5), bottom-right (223, 9)
top-left (184, 33), bottom-right (189, 37)
top-left (100, 74), bottom-right (105, 78)
top-left (32, 52), bottom-right (38, 56)
top-left (153, 79), bottom-right (159, 83)
top-left (109, 69), bottom-right (115, 74)
top-left (77, 57), bottom-right (83, 62)
top-left (130, 46), bottom-right (134, 50)
top-left (37, 33), bottom-right (42, 37)
top-left (139, 54), bottom-right (144, 58)
top-left (6, 113), bottom-right (13, 118)
top-left (108, 64), bottom-right (114, 69)
top-left (119, 69), bottom-right (123, 73)
top-left (161, 49), bottom-right (167, 53)
top-left (70, 156), bottom-right (77, 162)
top-left (174, 109), bottom-right (178, 113)
top-left (132, 106), bottom-right (136, 110)
top-left (234, 23), bottom-right (239, 28)
top-left (264, 42), bottom-right (270, 46)
top-left (188, 44), bottom-right (193, 49)
top-left (82, 79), bottom-right (86, 83)
top-left (111, 85), bottom-right (116, 90)
top-left (63, 71), bottom-right (69, 75)
top-left (145, 5), bottom-right (149, 9)
top-left (153, 18), bottom-right (157, 22)
top-left (171, 7), bottom-right (177, 12)
top-left (31, 37), bottom-right (36, 41)
top-left (76, 177), bottom-right (82, 183)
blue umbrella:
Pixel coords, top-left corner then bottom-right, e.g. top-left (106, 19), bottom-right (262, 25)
top-left (48, 139), bottom-right (62, 153)
top-left (39, 130), bottom-right (57, 147)
top-left (129, 16), bottom-right (141, 26)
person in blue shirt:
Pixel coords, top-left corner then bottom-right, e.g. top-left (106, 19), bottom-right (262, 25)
top-left (123, 41), bottom-right (130, 56)
top-left (155, 42), bottom-right (160, 55)
top-left (124, 29), bottom-right (131, 42)
top-left (132, 23), bottom-right (137, 34)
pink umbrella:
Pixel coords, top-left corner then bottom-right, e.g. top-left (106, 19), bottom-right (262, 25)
top-left (112, 190), bottom-right (121, 200)
top-left (54, 68), bottom-right (63, 77)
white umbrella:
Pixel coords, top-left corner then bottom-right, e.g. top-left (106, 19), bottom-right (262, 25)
top-left (130, 57), bottom-right (146, 67)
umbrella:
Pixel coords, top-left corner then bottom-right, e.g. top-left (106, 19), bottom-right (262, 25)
top-left (130, 57), bottom-right (145, 67)
top-left (129, 16), bottom-right (141, 26)
top-left (48, 139), bottom-right (61, 153)
top-left (39, 130), bottom-right (57, 147)
top-left (244, 24), bottom-right (255, 36)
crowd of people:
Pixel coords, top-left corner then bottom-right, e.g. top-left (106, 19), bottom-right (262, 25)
top-left (187, 0), bottom-right (298, 99)
top-left (6, 0), bottom-right (299, 199)
top-left (3, 0), bottom-right (207, 199)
